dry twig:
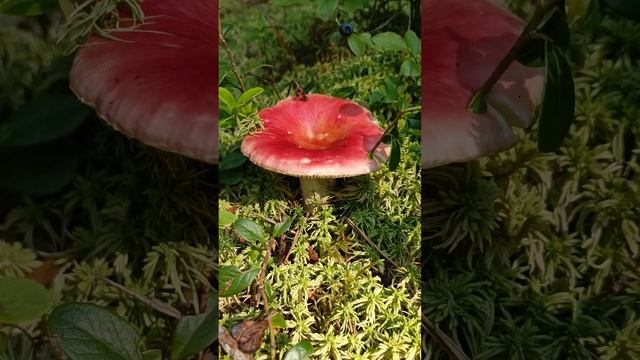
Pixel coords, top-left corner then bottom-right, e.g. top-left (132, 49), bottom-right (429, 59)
top-left (347, 218), bottom-right (402, 269)
top-left (102, 277), bottom-right (182, 319)
top-left (257, 236), bottom-right (277, 359)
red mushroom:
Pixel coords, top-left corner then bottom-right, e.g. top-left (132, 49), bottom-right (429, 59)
top-left (422, 0), bottom-right (544, 168)
top-left (241, 94), bottom-right (390, 200)
top-left (69, 0), bottom-right (217, 163)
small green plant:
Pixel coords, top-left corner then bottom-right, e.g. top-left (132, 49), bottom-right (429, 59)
top-left (1, 2), bottom-right (218, 358)
top-left (423, 4), bottom-right (640, 358)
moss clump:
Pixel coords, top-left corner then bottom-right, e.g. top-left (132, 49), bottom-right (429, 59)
top-left (219, 2), bottom-right (421, 355)
top-left (423, 17), bottom-right (640, 359)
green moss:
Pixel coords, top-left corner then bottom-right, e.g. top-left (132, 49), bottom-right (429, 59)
top-left (423, 17), bottom-right (640, 360)
top-left (219, 5), bottom-right (422, 356)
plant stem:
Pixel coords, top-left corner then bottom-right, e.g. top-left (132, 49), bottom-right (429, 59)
top-left (467, 0), bottom-right (562, 112)
top-left (280, 229), bottom-right (301, 264)
top-left (257, 236), bottom-right (276, 360)
top-left (422, 314), bottom-right (471, 360)
top-left (102, 277), bottom-right (182, 319)
top-left (218, 13), bottom-right (246, 92)
top-left (347, 218), bottom-right (402, 269)
top-left (262, 13), bottom-right (297, 65)
top-left (368, 106), bottom-right (421, 158)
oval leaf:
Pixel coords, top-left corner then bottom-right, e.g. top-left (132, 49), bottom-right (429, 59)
top-left (316, 0), bottom-right (337, 20)
top-left (0, 94), bottom-right (88, 148)
top-left (342, 0), bottom-right (364, 17)
top-left (0, 140), bottom-right (79, 195)
top-left (233, 219), bottom-right (265, 244)
top-left (171, 307), bottom-right (217, 359)
top-left (372, 32), bottom-right (407, 52)
top-left (0, 278), bottom-right (53, 324)
top-left (219, 208), bottom-right (237, 228)
top-left (237, 87), bottom-right (264, 105)
top-left (218, 87), bottom-right (237, 110)
top-left (219, 265), bottom-right (260, 297)
top-left (347, 33), bottom-right (368, 56)
top-left (141, 350), bottom-right (162, 360)
top-left (538, 41), bottom-right (575, 152)
top-left (283, 341), bottom-right (314, 360)
top-left (220, 150), bottom-right (247, 171)
top-left (271, 313), bottom-right (287, 329)
top-left (404, 30), bottom-right (420, 55)
top-left (400, 59), bottom-right (420, 78)
top-left (47, 303), bottom-right (142, 360)
top-left (273, 216), bottom-right (293, 238)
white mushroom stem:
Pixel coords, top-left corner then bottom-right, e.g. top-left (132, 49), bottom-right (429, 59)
top-left (300, 177), bottom-right (335, 201)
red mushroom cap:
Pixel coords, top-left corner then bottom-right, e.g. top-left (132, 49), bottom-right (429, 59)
top-left (423, 0), bottom-right (544, 168)
top-left (241, 94), bottom-right (390, 178)
top-left (69, 0), bottom-right (217, 163)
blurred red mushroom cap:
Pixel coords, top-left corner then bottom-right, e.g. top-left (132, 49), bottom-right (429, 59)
top-left (241, 94), bottom-right (390, 178)
top-left (69, 0), bottom-right (217, 163)
top-left (423, 0), bottom-right (544, 168)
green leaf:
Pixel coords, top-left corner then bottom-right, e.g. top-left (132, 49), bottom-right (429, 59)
top-left (0, 278), bottom-right (53, 324)
top-left (467, 90), bottom-right (488, 114)
top-left (237, 87), bottom-right (264, 105)
top-left (0, 333), bottom-right (7, 355)
top-left (0, 94), bottom-right (88, 148)
top-left (399, 118), bottom-right (408, 132)
top-left (219, 265), bottom-right (260, 297)
top-left (0, 140), bottom-right (79, 195)
top-left (381, 77), bottom-right (400, 102)
top-left (407, 114), bottom-right (421, 130)
top-left (517, 9), bottom-right (571, 67)
top-left (218, 87), bottom-right (237, 110)
top-left (622, 219), bottom-right (639, 257)
top-left (219, 168), bottom-right (244, 185)
top-left (233, 219), bottom-right (266, 244)
top-left (220, 150), bottom-right (247, 171)
top-left (567, 0), bottom-right (602, 31)
top-left (218, 115), bottom-right (236, 129)
top-left (332, 86), bottom-right (356, 98)
top-left (171, 307), bottom-right (217, 359)
top-left (141, 350), bottom-right (162, 360)
top-left (58, 0), bottom-right (73, 18)
top-left (316, 0), bottom-right (337, 20)
top-left (283, 341), bottom-right (314, 360)
top-left (265, 281), bottom-right (274, 303)
top-left (271, 313), bottom-right (287, 329)
top-left (388, 128), bottom-right (401, 171)
top-left (400, 59), bottom-right (420, 78)
top-left (342, 0), bottom-right (363, 17)
top-left (0, 0), bottom-right (58, 16)
top-left (404, 30), bottom-right (420, 55)
top-left (538, 41), bottom-right (575, 152)
top-left (539, 8), bottom-right (571, 51)
top-left (347, 33), bottom-right (368, 56)
top-left (219, 208), bottom-right (237, 228)
top-left (47, 303), bottom-right (142, 360)
top-left (329, 31), bottom-right (342, 45)
top-left (604, 0), bottom-right (640, 21)
top-left (372, 32), bottom-right (407, 52)
top-left (273, 216), bottom-right (293, 238)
